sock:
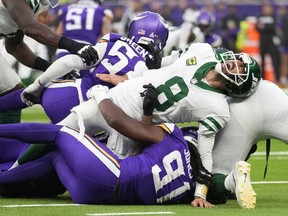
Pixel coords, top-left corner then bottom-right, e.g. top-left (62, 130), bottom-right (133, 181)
top-left (18, 144), bottom-right (56, 165)
top-left (206, 173), bottom-right (229, 204)
top-left (224, 171), bottom-right (236, 192)
top-left (0, 110), bottom-right (21, 124)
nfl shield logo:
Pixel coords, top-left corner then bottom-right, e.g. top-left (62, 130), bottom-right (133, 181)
top-left (138, 29), bottom-right (145, 35)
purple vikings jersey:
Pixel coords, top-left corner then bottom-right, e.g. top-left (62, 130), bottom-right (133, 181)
top-left (80, 33), bottom-right (149, 98)
top-left (0, 33), bottom-right (149, 124)
top-left (118, 123), bottom-right (194, 204)
top-left (55, 1), bottom-right (107, 77)
top-left (0, 123), bottom-right (194, 204)
top-left (57, 2), bottom-right (105, 46)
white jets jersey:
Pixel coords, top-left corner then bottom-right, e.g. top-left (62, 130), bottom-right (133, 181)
top-left (110, 43), bottom-right (229, 134)
top-left (212, 80), bottom-right (288, 175)
top-left (107, 43), bottom-right (230, 164)
top-left (0, 0), bottom-right (45, 39)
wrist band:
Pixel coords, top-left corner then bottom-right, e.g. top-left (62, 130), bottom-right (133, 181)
top-left (58, 36), bottom-right (85, 54)
top-left (194, 183), bottom-right (208, 200)
top-left (32, 57), bottom-right (51, 71)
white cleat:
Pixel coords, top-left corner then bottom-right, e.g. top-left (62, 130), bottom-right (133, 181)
top-left (234, 161), bottom-right (257, 209)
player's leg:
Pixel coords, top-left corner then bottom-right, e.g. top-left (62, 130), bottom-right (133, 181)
top-left (52, 127), bottom-right (120, 204)
top-left (41, 81), bottom-right (82, 124)
top-left (0, 138), bottom-right (29, 171)
top-left (207, 161), bottom-right (256, 209)
top-left (57, 99), bottom-right (109, 135)
top-left (0, 151), bottom-right (66, 198)
top-left (0, 55), bottom-right (23, 124)
top-left (0, 123), bottom-right (62, 143)
top-left (0, 88), bottom-right (29, 113)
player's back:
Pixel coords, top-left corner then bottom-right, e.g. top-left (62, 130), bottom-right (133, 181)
top-left (118, 123), bottom-right (194, 204)
top-left (58, 1), bottom-right (105, 45)
top-left (109, 43), bottom-right (229, 125)
top-left (81, 33), bottom-right (149, 94)
top-left (212, 80), bottom-right (288, 174)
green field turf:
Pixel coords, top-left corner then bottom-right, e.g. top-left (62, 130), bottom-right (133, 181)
top-left (0, 106), bottom-right (287, 216)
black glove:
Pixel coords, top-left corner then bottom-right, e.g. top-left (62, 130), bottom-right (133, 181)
top-left (62, 70), bottom-right (80, 80)
top-left (145, 42), bottom-right (162, 70)
top-left (77, 45), bottom-right (99, 66)
top-left (58, 36), bottom-right (99, 66)
top-left (140, 83), bottom-right (158, 116)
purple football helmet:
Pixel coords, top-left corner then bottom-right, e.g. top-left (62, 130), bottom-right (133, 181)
top-left (128, 11), bottom-right (169, 50)
top-left (196, 11), bottom-right (215, 34)
top-left (181, 126), bottom-right (198, 147)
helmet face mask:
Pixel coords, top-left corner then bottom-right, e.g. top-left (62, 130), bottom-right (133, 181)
top-left (128, 11), bottom-right (169, 51)
top-left (215, 51), bottom-right (262, 98)
top-left (41, 0), bottom-right (62, 8)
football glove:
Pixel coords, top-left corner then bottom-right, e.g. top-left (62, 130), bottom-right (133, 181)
top-left (140, 83), bottom-right (158, 116)
top-left (77, 45), bottom-right (99, 66)
top-left (20, 79), bottom-right (45, 107)
top-left (62, 70), bottom-right (80, 80)
top-left (86, 85), bottom-right (110, 104)
top-left (145, 42), bottom-right (162, 70)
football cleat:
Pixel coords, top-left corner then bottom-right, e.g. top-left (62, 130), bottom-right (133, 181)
top-left (234, 161), bottom-right (257, 209)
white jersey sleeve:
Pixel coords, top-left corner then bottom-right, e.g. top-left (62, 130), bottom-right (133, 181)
top-left (37, 54), bottom-right (86, 86)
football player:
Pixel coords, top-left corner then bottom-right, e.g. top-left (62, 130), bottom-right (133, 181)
top-left (55, 0), bottom-right (113, 77)
top-left (0, 11), bottom-right (169, 124)
top-left (56, 46), bottom-right (261, 206)
top-left (0, 85), bottom-right (214, 207)
top-left (0, 0), bottom-right (96, 124)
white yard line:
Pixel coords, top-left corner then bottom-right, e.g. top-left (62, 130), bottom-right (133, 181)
top-left (253, 151), bottom-right (288, 156)
top-left (0, 204), bottom-right (81, 208)
top-left (86, 212), bottom-right (176, 216)
top-left (252, 181), bottom-right (288, 184)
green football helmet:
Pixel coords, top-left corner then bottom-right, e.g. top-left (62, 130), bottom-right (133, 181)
top-left (215, 51), bottom-right (262, 98)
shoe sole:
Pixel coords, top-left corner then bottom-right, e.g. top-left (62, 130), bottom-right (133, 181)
top-left (235, 161), bottom-right (257, 209)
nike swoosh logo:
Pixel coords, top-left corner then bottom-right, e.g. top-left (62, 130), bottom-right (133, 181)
top-left (243, 173), bottom-right (247, 183)
top-left (133, 15), bottom-right (148, 21)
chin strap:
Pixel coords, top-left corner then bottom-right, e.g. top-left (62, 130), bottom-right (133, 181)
top-left (263, 139), bottom-right (271, 179)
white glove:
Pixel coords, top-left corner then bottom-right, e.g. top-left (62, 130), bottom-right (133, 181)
top-left (86, 85), bottom-right (110, 104)
top-left (20, 79), bottom-right (45, 107)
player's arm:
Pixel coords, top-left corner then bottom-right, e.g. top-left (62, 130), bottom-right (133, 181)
top-left (100, 98), bottom-right (163, 144)
top-left (4, 0), bottom-right (61, 47)
top-left (101, 10), bottom-right (113, 37)
top-left (5, 30), bottom-right (50, 71)
top-left (20, 54), bottom-right (91, 106)
top-left (4, 0), bottom-right (95, 58)
top-left (32, 40), bottom-right (109, 86)
top-left (88, 85), bottom-right (163, 145)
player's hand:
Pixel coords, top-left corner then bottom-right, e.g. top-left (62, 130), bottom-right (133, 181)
top-left (86, 85), bottom-right (110, 104)
top-left (20, 80), bottom-right (45, 107)
top-left (96, 74), bottom-right (128, 86)
top-left (62, 70), bottom-right (80, 80)
top-left (145, 41), bottom-right (162, 69)
top-left (191, 197), bottom-right (215, 208)
top-left (77, 45), bottom-right (99, 66)
top-left (140, 83), bottom-right (158, 116)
